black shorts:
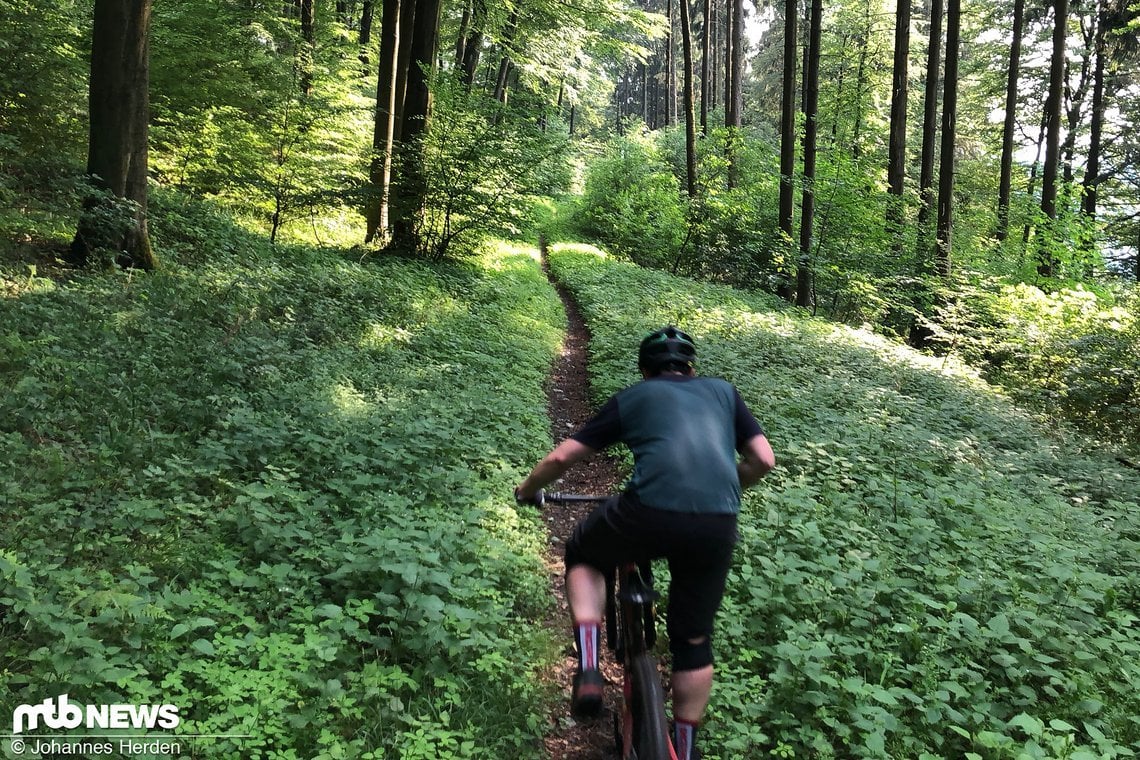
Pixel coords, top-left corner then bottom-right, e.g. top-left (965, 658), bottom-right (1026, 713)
top-left (564, 494), bottom-right (738, 644)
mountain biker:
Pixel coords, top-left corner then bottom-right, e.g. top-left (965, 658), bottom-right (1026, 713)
top-left (515, 326), bottom-right (775, 760)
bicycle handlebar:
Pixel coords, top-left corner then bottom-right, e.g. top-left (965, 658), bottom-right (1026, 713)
top-left (544, 491), bottom-right (611, 503)
top-left (514, 488), bottom-right (611, 507)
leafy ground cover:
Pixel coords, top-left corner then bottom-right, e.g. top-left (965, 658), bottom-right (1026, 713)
top-left (0, 200), bottom-right (565, 758)
top-left (547, 242), bottom-right (1140, 759)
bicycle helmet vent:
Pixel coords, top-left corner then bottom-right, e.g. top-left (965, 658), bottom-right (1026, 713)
top-left (638, 325), bottom-right (697, 373)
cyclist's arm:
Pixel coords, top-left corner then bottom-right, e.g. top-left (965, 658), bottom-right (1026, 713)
top-left (516, 438), bottom-right (596, 500)
top-left (738, 433), bottom-right (775, 488)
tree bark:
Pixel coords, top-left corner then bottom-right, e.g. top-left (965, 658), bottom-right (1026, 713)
top-left (996, 0), bottom-right (1024, 241)
top-left (1080, 3), bottom-right (1106, 222)
top-left (299, 0), bottom-right (315, 94)
top-left (679, 0), bottom-right (698, 197)
top-left (493, 6), bottom-right (520, 104)
top-left (71, 0), bottom-right (156, 270)
top-left (916, 0), bottom-right (942, 235)
top-left (665, 0), bottom-right (676, 126)
top-left (365, 0), bottom-right (402, 243)
top-left (935, 0), bottom-right (960, 278)
top-left (850, 0), bottom-right (871, 158)
top-left (390, 0), bottom-right (442, 251)
top-left (360, 0), bottom-right (375, 70)
top-left (886, 0), bottom-right (911, 246)
top-left (725, 0), bottom-right (743, 185)
top-left (459, 0), bottom-right (485, 87)
top-left (797, 0), bottom-right (821, 308)
top-left (700, 0), bottom-right (711, 134)
top-left (777, 0), bottom-right (797, 299)
top-left (1038, 0), bottom-right (1069, 277)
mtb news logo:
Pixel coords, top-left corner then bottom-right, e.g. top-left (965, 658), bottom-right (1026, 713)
top-left (11, 694), bottom-right (181, 734)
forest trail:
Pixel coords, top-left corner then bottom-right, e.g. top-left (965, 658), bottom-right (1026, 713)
top-left (536, 236), bottom-right (626, 760)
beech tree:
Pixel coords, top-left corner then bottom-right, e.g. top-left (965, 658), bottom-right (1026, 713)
top-left (777, 0), bottom-right (796, 298)
top-left (70, 0), bottom-right (157, 271)
top-left (886, 0), bottom-right (911, 247)
top-left (797, 0), bottom-right (821, 308)
top-left (390, 0), bottom-right (443, 250)
top-left (996, 0), bottom-right (1025, 242)
top-left (935, 0), bottom-right (960, 278)
top-left (916, 0), bottom-right (943, 238)
top-left (1038, 0), bottom-right (1069, 277)
top-left (679, 0), bottom-right (698, 196)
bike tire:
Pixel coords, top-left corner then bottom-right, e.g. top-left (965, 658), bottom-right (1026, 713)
top-left (629, 653), bottom-right (672, 760)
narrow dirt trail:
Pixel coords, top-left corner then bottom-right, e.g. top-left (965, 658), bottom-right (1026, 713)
top-left (537, 239), bottom-right (625, 760)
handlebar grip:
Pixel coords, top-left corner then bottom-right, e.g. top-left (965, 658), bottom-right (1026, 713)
top-left (514, 487), bottom-right (545, 507)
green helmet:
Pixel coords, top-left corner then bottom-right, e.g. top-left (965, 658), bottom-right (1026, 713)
top-left (638, 326), bottom-right (697, 373)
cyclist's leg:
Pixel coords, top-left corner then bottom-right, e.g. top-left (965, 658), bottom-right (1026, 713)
top-left (664, 513), bottom-right (737, 753)
top-left (564, 496), bottom-right (641, 717)
top-left (672, 662), bottom-right (714, 721)
top-left (565, 495), bottom-right (653, 630)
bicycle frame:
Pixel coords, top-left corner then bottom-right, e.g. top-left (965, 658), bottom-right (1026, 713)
top-left (608, 560), bottom-right (678, 760)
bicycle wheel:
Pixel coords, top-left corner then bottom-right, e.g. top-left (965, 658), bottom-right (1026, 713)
top-left (629, 653), bottom-right (672, 760)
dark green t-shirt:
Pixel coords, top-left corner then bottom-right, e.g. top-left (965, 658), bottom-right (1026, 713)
top-left (571, 375), bottom-right (764, 514)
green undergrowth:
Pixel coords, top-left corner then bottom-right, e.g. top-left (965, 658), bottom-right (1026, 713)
top-left (0, 209), bottom-right (565, 758)
top-left (547, 242), bottom-right (1140, 760)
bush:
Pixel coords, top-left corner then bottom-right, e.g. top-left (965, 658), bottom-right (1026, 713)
top-left (942, 280), bottom-right (1140, 448)
top-left (575, 131), bottom-right (686, 267)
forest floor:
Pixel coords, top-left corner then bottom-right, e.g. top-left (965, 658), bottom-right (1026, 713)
top-left (537, 239), bottom-right (627, 760)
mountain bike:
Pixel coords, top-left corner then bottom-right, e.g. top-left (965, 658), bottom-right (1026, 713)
top-left (542, 491), bottom-right (679, 760)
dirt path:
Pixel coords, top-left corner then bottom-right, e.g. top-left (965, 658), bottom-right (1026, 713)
top-left (537, 239), bottom-right (625, 760)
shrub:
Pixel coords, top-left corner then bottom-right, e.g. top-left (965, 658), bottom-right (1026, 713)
top-left (575, 131), bottom-right (686, 267)
top-left (942, 280), bottom-right (1140, 448)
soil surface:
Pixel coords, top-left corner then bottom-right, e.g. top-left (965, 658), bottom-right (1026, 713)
top-left (537, 242), bottom-right (626, 760)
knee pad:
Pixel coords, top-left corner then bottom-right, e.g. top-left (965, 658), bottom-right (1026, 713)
top-left (671, 636), bottom-right (714, 672)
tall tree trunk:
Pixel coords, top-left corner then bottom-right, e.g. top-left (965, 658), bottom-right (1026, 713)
top-left (359, 0), bottom-right (375, 69)
top-left (665, 0), bottom-right (676, 126)
top-left (1022, 109), bottom-right (1049, 246)
top-left (886, 0), bottom-right (911, 247)
top-left (701, 0), bottom-right (711, 134)
top-left (722, 0), bottom-right (732, 124)
top-left (797, 0), bottom-right (821, 308)
top-left (454, 2), bottom-right (470, 67)
top-left (299, 0), bottom-right (315, 94)
top-left (996, 0), bottom-right (1025, 241)
top-left (71, 0), bottom-right (156, 270)
top-left (1038, 0), bottom-right (1069, 277)
top-left (935, 0), bottom-right (960, 278)
top-left (393, 0), bottom-right (416, 139)
top-left (850, 0), bottom-right (871, 158)
top-left (711, 0), bottom-right (720, 109)
top-left (365, 0), bottom-right (402, 243)
top-left (641, 62), bottom-right (649, 123)
top-left (493, 6), bottom-right (520, 103)
top-left (680, 0), bottom-right (698, 197)
top-left (777, 0), bottom-right (797, 299)
top-left (459, 0), bottom-right (485, 87)
top-left (725, 0), bottom-right (743, 185)
top-left (1061, 21), bottom-right (1094, 188)
top-left (390, 0), bottom-right (442, 252)
top-left (916, 0), bottom-right (942, 234)
top-left (1081, 4), bottom-right (1106, 222)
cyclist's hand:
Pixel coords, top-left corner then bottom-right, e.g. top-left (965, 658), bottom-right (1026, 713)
top-left (514, 487), bottom-right (545, 507)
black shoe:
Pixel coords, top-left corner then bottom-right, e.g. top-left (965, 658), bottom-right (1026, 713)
top-left (571, 668), bottom-right (604, 718)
